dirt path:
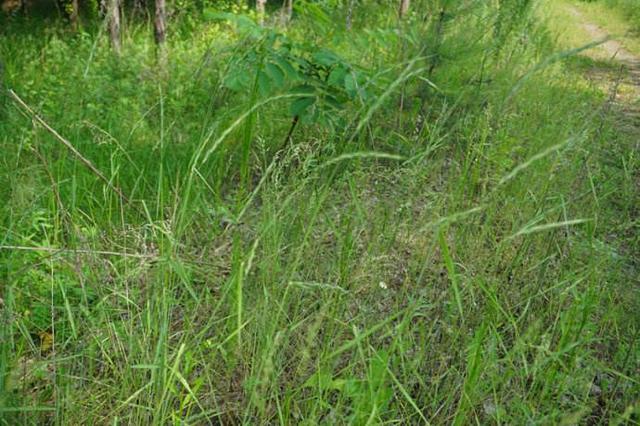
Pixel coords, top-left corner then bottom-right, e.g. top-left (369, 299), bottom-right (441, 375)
top-left (563, 5), bottom-right (639, 309)
top-left (566, 6), bottom-right (639, 117)
top-left (568, 7), bottom-right (639, 65)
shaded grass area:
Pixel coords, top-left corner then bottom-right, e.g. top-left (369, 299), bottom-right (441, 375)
top-left (1, 2), bottom-right (639, 424)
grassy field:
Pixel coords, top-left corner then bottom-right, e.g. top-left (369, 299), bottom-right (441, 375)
top-left (1, 0), bottom-right (639, 424)
top-left (544, 0), bottom-right (638, 56)
top-left (545, 0), bottom-right (640, 56)
top-left (602, 0), bottom-right (640, 32)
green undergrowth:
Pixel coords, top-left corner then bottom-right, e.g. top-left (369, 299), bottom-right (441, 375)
top-left (0, 1), bottom-right (638, 424)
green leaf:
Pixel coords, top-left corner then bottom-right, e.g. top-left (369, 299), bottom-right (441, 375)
top-left (328, 66), bottom-right (348, 87)
top-left (257, 70), bottom-right (271, 97)
top-left (274, 56), bottom-right (299, 80)
top-left (344, 72), bottom-right (358, 97)
top-left (223, 70), bottom-right (252, 91)
top-left (265, 62), bottom-right (285, 89)
top-left (290, 96), bottom-right (316, 117)
top-left (291, 84), bottom-right (316, 95)
top-left (323, 94), bottom-right (345, 110)
top-left (312, 49), bottom-right (340, 67)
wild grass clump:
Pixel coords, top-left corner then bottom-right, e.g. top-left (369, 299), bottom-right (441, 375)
top-left (1, 0), bottom-right (638, 424)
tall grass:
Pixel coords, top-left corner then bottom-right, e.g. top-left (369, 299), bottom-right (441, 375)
top-left (1, 0), bottom-right (639, 424)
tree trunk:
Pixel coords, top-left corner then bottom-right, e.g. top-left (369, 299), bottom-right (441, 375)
top-left (132, 0), bottom-right (146, 19)
top-left (154, 0), bottom-right (167, 68)
top-left (154, 0), bottom-right (167, 46)
top-left (108, 0), bottom-right (121, 55)
top-left (256, 0), bottom-right (266, 26)
top-left (346, 0), bottom-right (354, 31)
top-left (0, 58), bottom-right (5, 90)
top-left (398, 0), bottom-right (409, 19)
top-left (281, 0), bottom-right (292, 24)
top-left (70, 0), bottom-right (79, 31)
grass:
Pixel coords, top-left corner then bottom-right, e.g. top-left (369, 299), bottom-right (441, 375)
top-left (546, 0), bottom-right (640, 57)
top-left (1, 1), bottom-right (639, 424)
top-left (603, 0), bottom-right (640, 32)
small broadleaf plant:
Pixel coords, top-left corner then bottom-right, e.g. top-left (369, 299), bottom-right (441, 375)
top-left (206, 11), bottom-right (369, 128)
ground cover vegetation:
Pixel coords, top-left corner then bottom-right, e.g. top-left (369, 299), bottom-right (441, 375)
top-left (581, 0), bottom-right (640, 31)
top-left (0, 0), bottom-right (638, 424)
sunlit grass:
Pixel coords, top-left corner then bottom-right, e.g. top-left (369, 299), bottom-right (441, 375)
top-left (544, 0), bottom-right (640, 57)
